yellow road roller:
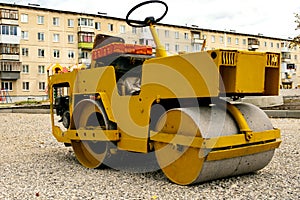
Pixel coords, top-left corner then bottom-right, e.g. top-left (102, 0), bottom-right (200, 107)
top-left (48, 0), bottom-right (281, 185)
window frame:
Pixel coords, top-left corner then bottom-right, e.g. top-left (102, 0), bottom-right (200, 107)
top-left (38, 32), bottom-right (44, 41)
top-left (20, 14), bottom-right (28, 23)
top-left (68, 19), bottom-right (74, 27)
top-left (22, 64), bottom-right (29, 73)
top-left (1, 81), bottom-right (13, 91)
top-left (53, 17), bottom-right (59, 26)
top-left (38, 65), bottom-right (45, 74)
top-left (38, 49), bottom-right (45, 57)
top-left (38, 82), bottom-right (46, 91)
top-left (68, 35), bottom-right (74, 43)
top-left (22, 82), bottom-right (30, 91)
top-left (22, 48), bottom-right (29, 56)
top-left (37, 15), bottom-right (44, 24)
top-left (108, 23), bottom-right (114, 32)
top-left (95, 22), bottom-right (101, 30)
top-left (53, 49), bottom-right (60, 58)
top-left (120, 25), bottom-right (126, 34)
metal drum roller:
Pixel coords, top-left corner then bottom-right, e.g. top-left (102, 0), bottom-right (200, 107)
top-left (154, 103), bottom-right (276, 185)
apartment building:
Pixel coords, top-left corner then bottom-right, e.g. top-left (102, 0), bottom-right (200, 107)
top-left (0, 3), bottom-right (299, 102)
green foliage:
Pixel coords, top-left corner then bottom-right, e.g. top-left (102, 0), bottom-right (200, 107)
top-left (15, 100), bottom-right (42, 106)
top-left (290, 13), bottom-right (300, 48)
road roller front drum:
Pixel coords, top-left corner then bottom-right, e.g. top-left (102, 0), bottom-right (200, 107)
top-left (153, 103), bottom-right (280, 185)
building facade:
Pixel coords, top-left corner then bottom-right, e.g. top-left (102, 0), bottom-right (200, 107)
top-left (0, 3), bottom-right (299, 102)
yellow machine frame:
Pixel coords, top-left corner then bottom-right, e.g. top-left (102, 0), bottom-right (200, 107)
top-left (48, 24), bottom-right (281, 156)
top-left (47, 4), bottom-right (281, 184)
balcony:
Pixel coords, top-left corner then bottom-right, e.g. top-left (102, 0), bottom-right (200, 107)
top-left (78, 42), bottom-right (93, 50)
top-left (79, 58), bottom-right (91, 66)
top-left (281, 52), bottom-right (291, 62)
top-left (0, 27), bottom-right (21, 44)
top-left (192, 38), bottom-right (205, 44)
top-left (0, 71), bottom-right (20, 80)
top-left (0, 19), bottom-right (18, 25)
top-left (0, 54), bottom-right (20, 60)
top-left (78, 26), bottom-right (95, 33)
top-left (0, 9), bottom-right (18, 25)
top-left (0, 61), bottom-right (21, 80)
top-left (248, 38), bottom-right (259, 51)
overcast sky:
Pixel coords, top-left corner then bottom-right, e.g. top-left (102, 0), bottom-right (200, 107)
top-left (2, 0), bottom-right (300, 39)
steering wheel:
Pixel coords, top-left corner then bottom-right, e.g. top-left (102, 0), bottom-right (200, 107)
top-left (126, 0), bottom-right (168, 27)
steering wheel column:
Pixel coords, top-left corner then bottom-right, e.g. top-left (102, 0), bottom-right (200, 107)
top-left (149, 23), bottom-right (167, 57)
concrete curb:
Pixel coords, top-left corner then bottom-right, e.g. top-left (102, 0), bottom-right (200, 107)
top-left (0, 108), bottom-right (50, 114)
top-left (264, 110), bottom-right (300, 118)
top-left (0, 105), bottom-right (50, 114)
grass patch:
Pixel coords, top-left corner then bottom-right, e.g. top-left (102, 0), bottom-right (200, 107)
top-left (15, 100), bottom-right (42, 106)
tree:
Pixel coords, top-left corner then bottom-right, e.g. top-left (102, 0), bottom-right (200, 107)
top-left (290, 13), bottom-right (300, 48)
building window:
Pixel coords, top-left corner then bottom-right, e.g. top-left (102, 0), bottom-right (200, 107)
top-left (270, 42), bottom-right (273, 48)
top-left (120, 25), bottom-right (126, 33)
top-left (235, 38), bottom-right (239, 45)
top-left (21, 31), bottom-right (29, 40)
top-left (68, 51), bottom-right (75, 59)
top-left (95, 22), bottom-right (101, 30)
top-left (22, 48), bottom-right (29, 56)
top-left (184, 33), bottom-right (189, 40)
top-left (78, 18), bottom-right (94, 27)
top-left (184, 45), bottom-right (189, 52)
top-left (211, 35), bottom-right (215, 43)
top-left (22, 65), bottom-right (29, 73)
top-left (242, 39), bottom-right (246, 45)
top-left (140, 27), bottom-right (148, 33)
top-left (1, 26), bottom-right (17, 35)
top-left (277, 43), bottom-right (280, 48)
top-left (194, 44), bottom-right (201, 52)
top-left (80, 51), bottom-right (89, 59)
top-left (53, 34), bottom-right (60, 42)
top-left (220, 36), bottom-right (224, 43)
top-left (264, 41), bottom-right (267, 47)
top-left (1, 81), bottom-right (13, 91)
top-left (165, 43), bottom-right (170, 51)
top-left (1, 25), bottom-right (9, 35)
top-left (21, 14), bottom-right (28, 23)
top-left (295, 55), bottom-right (298, 60)
top-left (227, 37), bottom-right (231, 44)
top-left (22, 82), bottom-right (30, 91)
top-left (53, 17), bottom-right (59, 26)
top-left (132, 27), bottom-right (137, 34)
top-left (165, 30), bottom-right (170, 38)
top-left (78, 33), bottom-right (94, 43)
top-left (37, 16), bottom-right (44, 24)
top-left (175, 44), bottom-right (180, 52)
top-left (193, 33), bottom-right (200, 39)
top-left (175, 31), bottom-right (179, 39)
top-left (53, 50), bottom-right (60, 58)
top-left (38, 32), bottom-right (44, 41)
top-left (68, 35), bottom-right (74, 43)
top-left (10, 26), bottom-right (17, 35)
top-left (39, 82), bottom-right (45, 91)
top-left (108, 23), bottom-right (114, 32)
top-left (68, 19), bottom-right (74, 27)
top-left (38, 65), bottom-right (45, 74)
top-left (38, 49), bottom-right (45, 57)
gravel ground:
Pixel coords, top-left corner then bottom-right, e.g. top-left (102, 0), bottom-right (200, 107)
top-left (0, 113), bottom-right (299, 200)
